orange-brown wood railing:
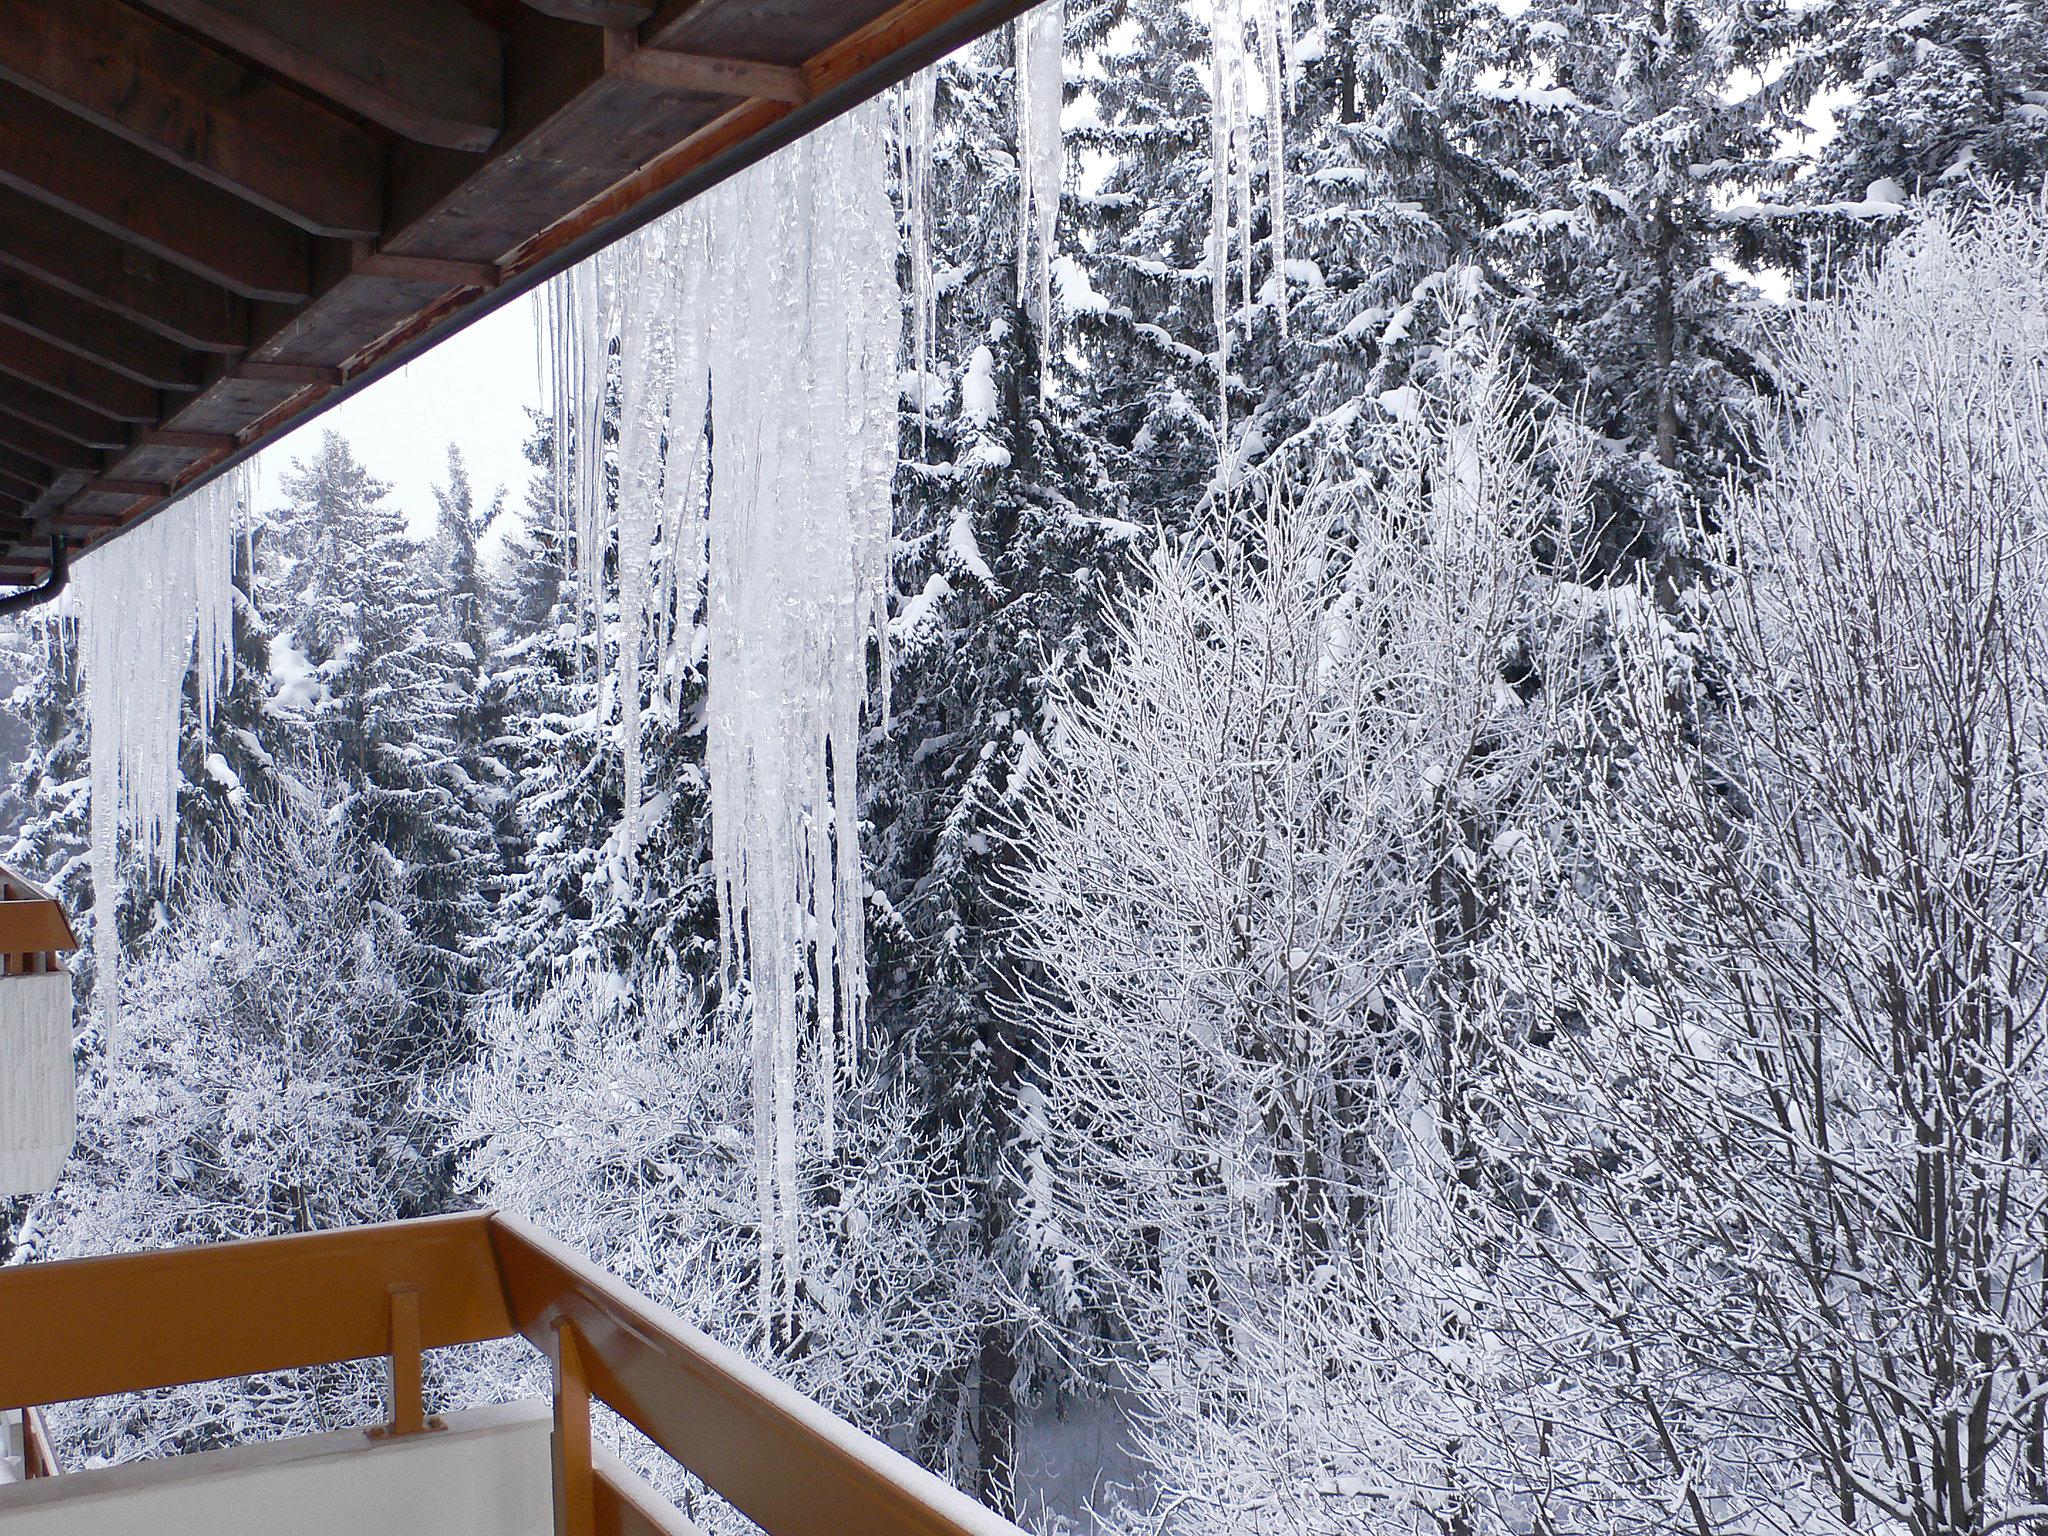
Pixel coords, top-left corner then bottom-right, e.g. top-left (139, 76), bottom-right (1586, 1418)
top-left (0, 863), bottom-right (75, 978)
top-left (0, 1212), bottom-right (1026, 1536)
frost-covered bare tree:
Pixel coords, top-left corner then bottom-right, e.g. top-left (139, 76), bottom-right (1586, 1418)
top-left (1002, 335), bottom-right (1594, 1533)
top-left (449, 967), bottom-right (982, 1517)
top-left (43, 766), bottom-right (431, 1463)
top-left (1450, 205), bottom-right (2048, 1536)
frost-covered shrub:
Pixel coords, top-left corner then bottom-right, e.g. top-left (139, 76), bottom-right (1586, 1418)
top-left (449, 966), bottom-right (980, 1520)
top-left (1004, 341), bottom-right (1593, 1534)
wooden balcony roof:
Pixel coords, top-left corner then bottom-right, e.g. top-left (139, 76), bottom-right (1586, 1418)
top-left (0, 0), bottom-right (1032, 592)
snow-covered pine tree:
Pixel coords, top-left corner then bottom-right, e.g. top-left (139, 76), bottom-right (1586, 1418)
top-left (1062, 0), bottom-right (1235, 518)
top-left (266, 431), bottom-right (496, 1019)
top-left (488, 425), bottom-right (718, 994)
top-left (1797, 0), bottom-right (2048, 211)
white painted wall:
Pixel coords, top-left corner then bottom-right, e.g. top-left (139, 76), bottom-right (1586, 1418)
top-left (0, 1399), bottom-right (553, 1536)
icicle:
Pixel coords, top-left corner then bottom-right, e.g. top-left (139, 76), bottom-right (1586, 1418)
top-left (1259, 0), bottom-right (1289, 338)
top-left (902, 66), bottom-right (939, 444)
top-left (544, 101), bottom-right (898, 1332)
top-left (610, 237), bottom-right (668, 865)
top-left (1015, 2), bottom-right (1064, 402)
top-left (1207, 0), bottom-right (1290, 481)
top-left (72, 468), bottom-right (245, 1048)
top-left (700, 99), bottom-right (897, 1327)
top-left (1210, 0), bottom-right (1235, 483)
top-left (657, 212), bottom-right (712, 718)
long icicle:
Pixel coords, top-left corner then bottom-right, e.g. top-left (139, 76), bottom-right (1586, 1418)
top-left (74, 468), bottom-right (245, 1049)
top-left (545, 99), bottom-right (898, 1336)
top-left (1015, 2), bottom-right (1064, 401)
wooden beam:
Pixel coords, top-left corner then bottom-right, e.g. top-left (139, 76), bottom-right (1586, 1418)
top-left (0, 0), bottom-right (384, 239)
top-left (0, 329), bottom-right (160, 423)
top-left (92, 479), bottom-right (171, 499)
top-left (141, 0), bottom-right (505, 154)
top-left (0, 193), bottom-right (247, 353)
top-left (0, 417), bottom-right (97, 473)
top-left (602, 29), bottom-right (811, 103)
top-left (0, 86), bottom-right (309, 302)
top-left (0, 270), bottom-right (202, 391)
top-left (525, 0), bottom-right (654, 23)
top-left (0, 378), bottom-right (128, 451)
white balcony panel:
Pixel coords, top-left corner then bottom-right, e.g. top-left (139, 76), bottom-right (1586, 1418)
top-left (0, 1399), bottom-right (552, 1536)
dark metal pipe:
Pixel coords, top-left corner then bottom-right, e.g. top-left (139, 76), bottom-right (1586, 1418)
top-left (0, 532), bottom-right (67, 617)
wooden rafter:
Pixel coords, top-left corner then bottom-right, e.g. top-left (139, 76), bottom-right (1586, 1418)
top-left (0, 415), bottom-right (96, 473)
top-left (0, 193), bottom-right (248, 353)
top-left (524, 0), bottom-right (655, 24)
top-left (0, 86), bottom-right (307, 301)
top-left (602, 29), bottom-right (812, 104)
top-left (0, 270), bottom-right (202, 391)
top-left (0, 329), bottom-right (161, 423)
top-left (0, 378), bottom-right (129, 451)
top-left (138, 0), bottom-right (505, 153)
top-left (0, 0), bottom-right (384, 239)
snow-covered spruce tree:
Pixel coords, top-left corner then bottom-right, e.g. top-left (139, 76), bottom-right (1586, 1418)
top-left (1453, 206), bottom-right (2048, 1536)
top-left (450, 966), bottom-right (978, 1527)
top-left (1062, 0), bottom-right (1230, 517)
top-left (488, 423), bottom-right (719, 994)
top-left (876, 301), bottom-right (1132, 1507)
top-left (1791, 0), bottom-right (2048, 216)
top-left (265, 431), bottom-right (496, 1016)
top-left (1485, 0), bottom-right (1788, 555)
top-left (1001, 341), bottom-right (1592, 1533)
top-left (42, 768), bottom-right (435, 1462)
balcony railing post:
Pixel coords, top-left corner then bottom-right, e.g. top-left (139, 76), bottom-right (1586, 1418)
top-left (550, 1317), bottom-right (596, 1536)
top-left (369, 1283), bottom-right (439, 1440)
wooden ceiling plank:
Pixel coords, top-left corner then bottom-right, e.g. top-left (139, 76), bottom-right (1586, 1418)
top-left (602, 29), bottom-right (811, 104)
top-left (138, 0), bottom-right (505, 154)
top-left (137, 428), bottom-right (237, 453)
top-left (353, 249), bottom-right (501, 289)
top-left (0, 269), bottom-right (203, 391)
top-left (0, 0), bottom-right (383, 240)
top-left (524, 1), bottom-right (655, 24)
top-left (234, 360), bottom-right (342, 387)
top-left (0, 378), bottom-right (128, 451)
top-left (0, 85), bottom-right (309, 302)
top-left (0, 330), bottom-right (160, 424)
top-left (0, 193), bottom-right (247, 354)
top-left (92, 478), bottom-right (170, 499)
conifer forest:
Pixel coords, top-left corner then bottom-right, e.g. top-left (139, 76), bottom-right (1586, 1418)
top-left (3, 2), bottom-right (2048, 1533)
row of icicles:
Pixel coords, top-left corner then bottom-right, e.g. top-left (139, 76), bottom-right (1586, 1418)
top-left (63, 0), bottom-right (1293, 1332)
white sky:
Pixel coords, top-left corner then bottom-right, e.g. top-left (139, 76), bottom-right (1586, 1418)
top-left (253, 295), bottom-right (545, 540)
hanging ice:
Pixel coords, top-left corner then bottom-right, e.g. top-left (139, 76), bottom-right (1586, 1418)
top-left (1015, 1), bottom-right (1063, 401)
top-left (544, 99), bottom-right (899, 1331)
top-left (899, 64), bottom-right (939, 439)
top-left (1207, 0), bottom-right (1291, 480)
top-left (72, 468), bottom-right (244, 1046)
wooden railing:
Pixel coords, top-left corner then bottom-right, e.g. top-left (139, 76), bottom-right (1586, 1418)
top-left (0, 862), bottom-right (75, 978)
top-left (0, 1212), bottom-right (1026, 1536)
